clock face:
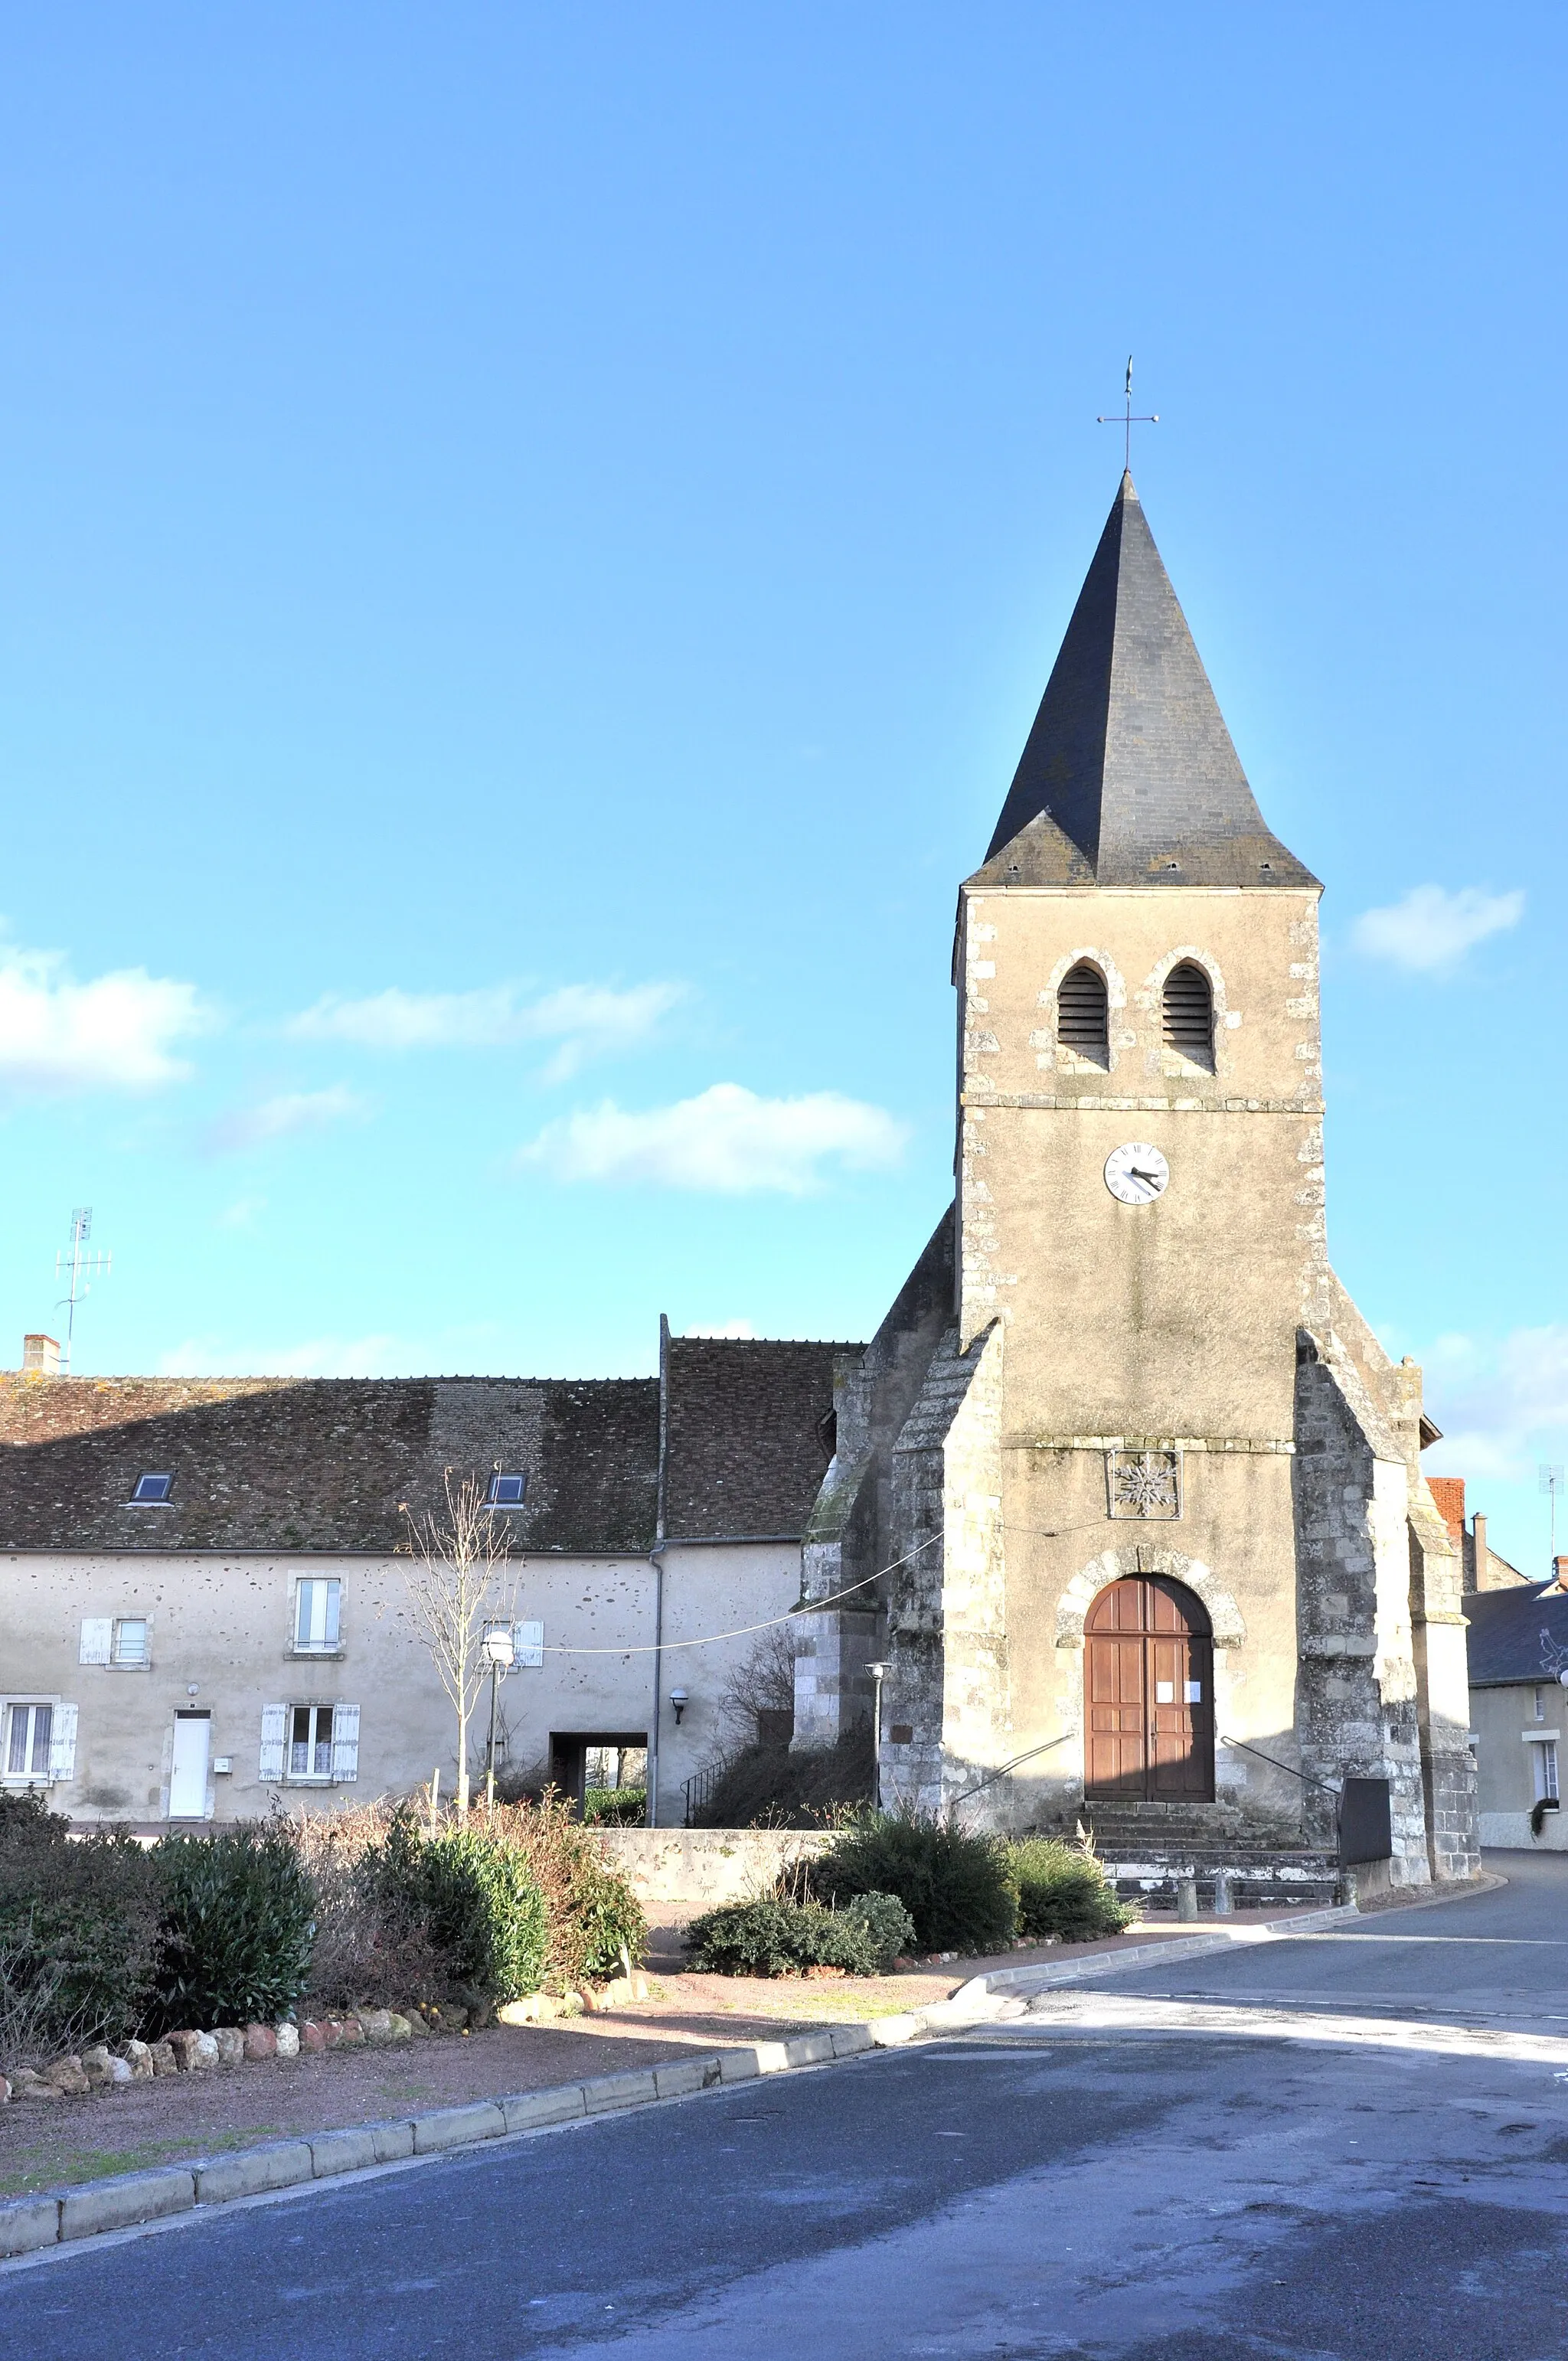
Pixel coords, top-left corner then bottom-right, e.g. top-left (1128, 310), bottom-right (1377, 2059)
top-left (1104, 1141), bottom-right (1170, 1205)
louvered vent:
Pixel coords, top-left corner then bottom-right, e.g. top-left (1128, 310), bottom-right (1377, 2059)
top-left (1057, 962), bottom-right (1109, 1064)
top-left (1162, 962), bottom-right (1214, 1067)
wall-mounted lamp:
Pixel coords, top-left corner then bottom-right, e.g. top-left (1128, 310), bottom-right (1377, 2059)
top-left (670, 1688), bottom-right (689, 1726)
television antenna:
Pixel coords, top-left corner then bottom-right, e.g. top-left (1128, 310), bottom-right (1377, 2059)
top-left (54, 1207), bottom-right (112, 1376)
top-left (1542, 1464), bottom-right (1566, 1562)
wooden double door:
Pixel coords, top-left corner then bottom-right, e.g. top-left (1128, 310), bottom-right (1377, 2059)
top-left (1084, 1576), bottom-right (1214, 1801)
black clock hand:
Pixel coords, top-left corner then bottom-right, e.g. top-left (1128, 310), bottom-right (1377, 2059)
top-left (1129, 1167), bottom-right (1161, 1187)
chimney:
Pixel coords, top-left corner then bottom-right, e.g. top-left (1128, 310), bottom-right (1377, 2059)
top-left (1555, 1556), bottom-right (1568, 1592)
top-left (1473, 1512), bottom-right (1488, 1591)
top-left (21, 1334), bottom-right (60, 1378)
top-left (1427, 1475), bottom-right (1465, 1548)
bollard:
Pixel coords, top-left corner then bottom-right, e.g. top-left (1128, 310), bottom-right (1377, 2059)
top-left (1213, 1868), bottom-right (1233, 1916)
top-left (1175, 1873), bottom-right (1199, 1922)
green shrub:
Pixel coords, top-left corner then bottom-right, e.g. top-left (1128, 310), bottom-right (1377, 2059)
top-left (841, 1889), bottom-right (916, 1971)
top-left (1009, 1838), bottom-right (1135, 1942)
top-left (686, 1897), bottom-right (880, 1977)
top-left (0, 1795), bottom-right (163, 2063)
top-left (368, 1817), bottom-right (547, 2003)
top-left (494, 1795), bottom-right (648, 1990)
top-left (582, 1785), bottom-right (647, 1827)
top-left (152, 1824), bottom-right (316, 2032)
top-left (812, 1811), bottom-right (1018, 1954)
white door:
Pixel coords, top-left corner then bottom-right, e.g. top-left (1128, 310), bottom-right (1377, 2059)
top-left (169, 1713), bottom-right (211, 1817)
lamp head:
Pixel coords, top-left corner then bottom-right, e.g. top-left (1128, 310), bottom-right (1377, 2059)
top-left (867, 1660), bottom-right (890, 1680)
top-left (669, 1687), bottom-right (689, 1725)
top-left (482, 1623), bottom-right (515, 1669)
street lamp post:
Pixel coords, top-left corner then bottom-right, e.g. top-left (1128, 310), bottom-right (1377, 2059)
top-left (482, 1622), bottom-right (515, 1818)
top-left (867, 1660), bottom-right (889, 1813)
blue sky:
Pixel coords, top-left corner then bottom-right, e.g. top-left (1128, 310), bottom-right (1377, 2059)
top-left (0, 5), bottom-right (1563, 1568)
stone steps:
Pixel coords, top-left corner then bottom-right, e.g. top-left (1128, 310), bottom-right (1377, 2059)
top-left (1074, 1801), bottom-right (1342, 1907)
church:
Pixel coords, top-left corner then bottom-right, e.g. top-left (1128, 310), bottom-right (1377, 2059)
top-left (792, 471), bottom-right (1479, 1890)
top-left (0, 474), bottom-right (1478, 1889)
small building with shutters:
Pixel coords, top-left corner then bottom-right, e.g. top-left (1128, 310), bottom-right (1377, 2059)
top-left (0, 1335), bottom-right (848, 1828)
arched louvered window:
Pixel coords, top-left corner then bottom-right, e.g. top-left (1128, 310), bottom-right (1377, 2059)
top-left (1057, 962), bottom-right (1109, 1066)
top-left (1162, 961), bottom-right (1214, 1069)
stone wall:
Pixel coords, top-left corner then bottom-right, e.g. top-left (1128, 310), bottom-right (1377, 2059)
top-left (881, 1321), bottom-right (1007, 1817)
top-left (593, 1827), bottom-right (830, 1909)
top-left (1292, 1333), bottom-right (1429, 1883)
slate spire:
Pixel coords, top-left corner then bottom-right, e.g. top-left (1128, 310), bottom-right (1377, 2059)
top-left (976, 474), bottom-right (1315, 889)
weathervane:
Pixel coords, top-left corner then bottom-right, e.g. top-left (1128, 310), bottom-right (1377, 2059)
top-left (1098, 356), bottom-right (1158, 471)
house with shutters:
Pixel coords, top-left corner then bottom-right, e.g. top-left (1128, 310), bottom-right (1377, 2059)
top-left (0, 1330), bottom-right (847, 1829)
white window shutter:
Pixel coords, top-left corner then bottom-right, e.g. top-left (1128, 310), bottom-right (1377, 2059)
top-left (516, 1619), bottom-right (544, 1668)
top-left (331, 1703), bottom-right (360, 1782)
top-left (79, 1619), bottom-right (113, 1666)
top-left (49, 1703), bottom-right (78, 1783)
top-left (259, 1703), bottom-right (287, 1781)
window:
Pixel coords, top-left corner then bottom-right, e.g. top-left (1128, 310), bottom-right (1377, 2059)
top-left (513, 1619), bottom-right (544, 1668)
top-left (486, 1472), bottom-right (527, 1508)
top-left (1161, 962), bottom-right (1214, 1069)
top-left (289, 1703), bottom-right (335, 1779)
top-left (80, 1616), bottom-right (152, 1667)
top-left (260, 1700), bottom-right (359, 1784)
top-left (293, 1578), bottom-right (342, 1652)
top-left (5, 1703), bottom-right (52, 1779)
top-left (1057, 962), bottom-right (1109, 1065)
top-left (111, 1618), bottom-right (149, 1667)
top-left (1530, 1738), bottom-right (1561, 1806)
top-left (1536, 1685), bottom-right (1546, 1723)
top-left (129, 1472), bottom-right (173, 1505)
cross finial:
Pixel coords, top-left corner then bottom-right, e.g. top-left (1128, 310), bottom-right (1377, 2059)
top-left (1097, 355), bottom-right (1158, 472)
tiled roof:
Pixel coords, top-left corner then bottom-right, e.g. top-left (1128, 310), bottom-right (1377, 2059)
top-left (0, 1337), bottom-right (859, 1555)
top-left (1464, 1583), bottom-right (1568, 1687)
top-left (0, 1373), bottom-right (658, 1554)
top-left (978, 473), bottom-right (1316, 891)
top-left (663, 1339), bottom-right (853, 1541)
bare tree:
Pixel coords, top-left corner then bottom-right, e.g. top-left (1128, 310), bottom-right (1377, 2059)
top-left (714, 1624), bottom-right (799, 1756)
top-left (398, 1469), bottom-right (518, 1817)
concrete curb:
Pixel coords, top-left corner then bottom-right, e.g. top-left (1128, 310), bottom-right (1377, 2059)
top-left (0, 2023), bottom-right (884, 2262)
top-left (923, 1870), bottom-right (1509, 2023)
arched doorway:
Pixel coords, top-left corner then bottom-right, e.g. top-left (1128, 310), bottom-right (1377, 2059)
top-left (1084, 1576), bottom-right (1214, 1801)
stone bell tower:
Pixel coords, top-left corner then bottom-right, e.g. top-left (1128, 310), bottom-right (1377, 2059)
top-left (795, 473), bottom-right (1478, 1889)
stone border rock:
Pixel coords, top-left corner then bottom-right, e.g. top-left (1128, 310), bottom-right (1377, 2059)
top-left (1, 2003), bottom-right (467, 2108)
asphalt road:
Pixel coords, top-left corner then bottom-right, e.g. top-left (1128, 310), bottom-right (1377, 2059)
top-left (8, 1853), bottom-right (1568, 2360)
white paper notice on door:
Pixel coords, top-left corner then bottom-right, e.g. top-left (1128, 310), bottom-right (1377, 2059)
top-left (1155, 1680), bottom-right (1175, 1704)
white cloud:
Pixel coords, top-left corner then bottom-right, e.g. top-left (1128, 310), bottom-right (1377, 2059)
top-left (518, 1081), bottom-right (910, 1195)
top-left (286, 980), bottom-right (684, 1080)
top-left (216, 1195), bottom-right (266, 1230)
top-left (0, 943), bottom-right (207, 1099)
top-left (1351, 883), bottom-right (1524, 973)
top-left (207, 1084), bottom-right (371, 1154)
top-left (1422, 1325), bottom-right (1568, 1484)
top-left (158, 1333), bottom-right (404, 1379)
